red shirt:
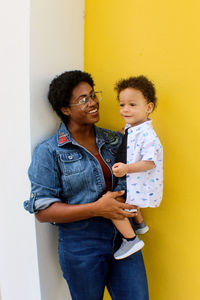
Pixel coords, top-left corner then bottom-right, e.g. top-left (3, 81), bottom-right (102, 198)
top-left (94, 154), bottom-right (112, 191)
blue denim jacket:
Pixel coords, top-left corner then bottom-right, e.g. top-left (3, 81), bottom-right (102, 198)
top-left (24, 123), bottom-right (124, 214)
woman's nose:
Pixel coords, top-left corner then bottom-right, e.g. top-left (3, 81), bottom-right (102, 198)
top-left (87, 97), bottom-right (97, 106)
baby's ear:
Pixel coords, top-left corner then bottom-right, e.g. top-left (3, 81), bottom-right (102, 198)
top-left (147, 102), bottom-right (154, 114)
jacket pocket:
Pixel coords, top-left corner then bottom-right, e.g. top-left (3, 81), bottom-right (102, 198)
top-left (59, 152), bottom-right (84, 175)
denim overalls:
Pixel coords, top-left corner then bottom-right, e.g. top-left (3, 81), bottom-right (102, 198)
top-left (24, 123), bottom-right (148, 300)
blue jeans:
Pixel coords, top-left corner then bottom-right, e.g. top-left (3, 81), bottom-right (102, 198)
top-left (58, 217), bottom-right (149, 300)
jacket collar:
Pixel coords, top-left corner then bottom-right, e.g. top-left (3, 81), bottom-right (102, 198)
top-left (57, 123), bottom-right (73, 146)
top-left (57, 123), bottom-right (107, 147)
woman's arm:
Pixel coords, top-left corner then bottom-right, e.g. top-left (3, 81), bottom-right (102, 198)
top-left (36, 191), bottom-right (137, 223)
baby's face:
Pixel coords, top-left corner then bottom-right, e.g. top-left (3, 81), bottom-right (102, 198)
top-left (119, 88), bottom-right (154, 127)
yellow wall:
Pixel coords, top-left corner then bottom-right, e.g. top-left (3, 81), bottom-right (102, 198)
top-left (85, 1), bottom-right (200, 299)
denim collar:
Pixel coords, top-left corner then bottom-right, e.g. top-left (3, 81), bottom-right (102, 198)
top-left (57, 122), bottom-right (108, 148)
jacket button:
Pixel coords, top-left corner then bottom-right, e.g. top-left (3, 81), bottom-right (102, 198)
top-left (31, 193), bottom-right (34, 198)
top-left (106, 158), bottom-right (111, 163)
top-left (68, 155), bottom-right (73, 160)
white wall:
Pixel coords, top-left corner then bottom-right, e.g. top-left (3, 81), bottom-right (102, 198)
top-left (0, 1), bottom-right (41, 299)
top-left (30, 0), bottom-right (85, 148)
top-left (0, 0), bottom-right (84, 299)
top-left (30, 1), bottom-right (84, 300)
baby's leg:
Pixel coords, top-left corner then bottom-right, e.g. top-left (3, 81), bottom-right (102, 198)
top-left (112, 218), bottom-right (135, 239)
top-left (133, 208), bottom-right (144, 224)
top-left (112, 218), bottom-right (144, 260)
top-left (132, 208), bottom-right (149, 235)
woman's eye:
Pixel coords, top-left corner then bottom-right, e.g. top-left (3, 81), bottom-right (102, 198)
top-left (79, 97), bottom-right (87, 104)
top-left (90, 93), bottom-right (96, 100)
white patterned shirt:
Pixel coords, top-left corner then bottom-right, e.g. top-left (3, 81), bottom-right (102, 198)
top-left (126, 119), bottom-right (163, 207)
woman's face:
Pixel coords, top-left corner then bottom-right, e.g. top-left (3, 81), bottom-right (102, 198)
top-left (61, 81), bottom-right (100, 126)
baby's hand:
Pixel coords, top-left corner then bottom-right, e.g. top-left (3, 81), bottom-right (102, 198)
top-left (112, 162), bottom-right (127, 177)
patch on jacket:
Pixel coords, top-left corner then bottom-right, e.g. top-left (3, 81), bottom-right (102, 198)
top-left (102, 130), bottom-right (120, 145)
top-left (59, 132), bottom-right (70, 145)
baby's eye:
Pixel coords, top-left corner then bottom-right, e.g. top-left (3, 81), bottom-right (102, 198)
top-left (119, 103), bottom-right (124, 107)
top-left (130, 103), bottom-right (136, 106)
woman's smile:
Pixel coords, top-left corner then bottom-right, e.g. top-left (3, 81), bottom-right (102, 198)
top-left (87, 108), bottom-right (98, 114)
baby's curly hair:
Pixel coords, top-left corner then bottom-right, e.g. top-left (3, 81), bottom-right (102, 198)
top-left (115, 75), bottom-right (157, 109)
top-left (48, 70), bottom-right (94, 123)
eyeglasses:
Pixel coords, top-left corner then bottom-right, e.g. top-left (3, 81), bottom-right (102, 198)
top-left (69, 91), bottom-right (102, 108)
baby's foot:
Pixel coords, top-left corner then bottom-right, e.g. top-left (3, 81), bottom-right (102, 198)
top-left (114, 236), bottom-right (144, 260)
top-left (133, 221), bottom-right (149, 235)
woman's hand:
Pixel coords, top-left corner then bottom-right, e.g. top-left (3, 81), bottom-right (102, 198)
top-left (94, 191), bottom-right (138, 220)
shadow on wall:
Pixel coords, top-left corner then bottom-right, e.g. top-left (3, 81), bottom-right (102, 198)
top-left (35, 221), bottom-right (71, 300)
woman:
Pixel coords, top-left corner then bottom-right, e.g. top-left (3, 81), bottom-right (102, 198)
top-left (24, 70), bottom-right (149, 300)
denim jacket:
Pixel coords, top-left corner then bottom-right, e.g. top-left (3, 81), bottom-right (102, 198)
top-left (24, 123), bottom-right (124, 214)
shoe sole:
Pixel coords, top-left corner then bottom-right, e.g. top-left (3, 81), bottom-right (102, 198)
top-left (114, 240), bottom-right (145, 260)
top-left (135, 226), bottom-right (149, 235)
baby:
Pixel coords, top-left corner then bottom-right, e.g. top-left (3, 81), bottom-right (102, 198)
top-left (112, 75), bottom-right (163, 260)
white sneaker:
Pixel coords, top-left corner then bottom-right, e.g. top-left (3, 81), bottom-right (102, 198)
top-left (134, 222), bottom-right (149, 235)
top-left (114, 236), bottom-right (144, 260)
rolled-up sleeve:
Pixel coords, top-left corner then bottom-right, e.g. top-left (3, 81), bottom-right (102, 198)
top-left (24, 142), bottom-right (62, 214)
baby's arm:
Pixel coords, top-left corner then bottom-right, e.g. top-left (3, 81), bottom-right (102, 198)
top-left (112, 160), bottom-right (155, 177)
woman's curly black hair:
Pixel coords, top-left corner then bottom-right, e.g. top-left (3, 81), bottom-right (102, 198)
top-left (115, 75), bottom-right (157, 110)
top-left (48, 70), bottom-right (94, 123)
